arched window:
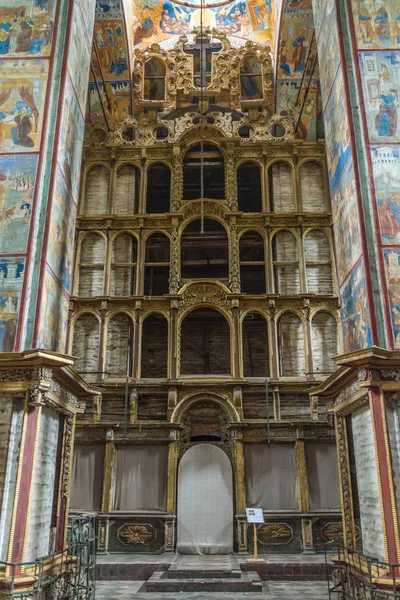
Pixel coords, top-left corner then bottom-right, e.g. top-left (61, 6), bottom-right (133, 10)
top-left (144, 58), bottom-right (166, 101)
top-left (72, 314), bottom-right (100, 378)
top-left (242, 313), bottom-right (270, 377)
top-left (144, 233), bottom-right (170, 296)
top-left (110, 234), bottom-right (137, 296)
top-left (278, 313), bottom-right (305, 377)
top-left (272, 231), bottom-right (300, 294)
top-left (78, 233), bottom-right (106, 297)
top-left (239, 231), bottom-right (266, 294)
top-left (183, 143), bottom-right (225, 200)
top-left (237, 162), bottom-right (262, 212)
top-left (269, 162), bottom-right (294, 212)
top-left (311, 312), bottom-right (338, 375)
top-left (240, 54), bottom-right (262, 99)
top-left (106, 313), bottom-right (133, 378)
top-left (180, 308), bottom-right (231, 375)
top-left (115, 164), bottom-right (140, 215)
top-left (146, 163), bottom-right (171, 213)
top-left (299, 162), bottom-right (327, 212)
top-left (304, 230), bottom-right (333, 294)
top-left (84, 165), bottom-right (110, 215)
top-left (181, 219), bottom-right (228, 282)
top-left (141, 313), bottom-right (168, 378)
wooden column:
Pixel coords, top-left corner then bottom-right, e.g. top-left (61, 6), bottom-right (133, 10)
top-left (132, 303), bottom-right (142, 380)
top-left (170, 303), bottom-right (179, 380)
top-left (232, 301), bottom-right (241, 379)
top-left (268, 301), bottom-right (279, 380)
top-left (335, 414), bottom-right (357, 550)
top-left (167, 441), bottom-right (179, 514)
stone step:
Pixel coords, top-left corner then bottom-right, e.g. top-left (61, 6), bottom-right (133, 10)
top-left (167, 568), bottom-right (242, 579)
top-left (145, 570), bottom-right (263, 593)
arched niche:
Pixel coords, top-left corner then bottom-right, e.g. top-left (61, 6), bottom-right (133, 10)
top-left (311, 312), bottom-right (338, 375)
top-left (106, 313), bottom-right (133, 378)
top-left (268, 162), bottom-right (294, 212)
top-left (84, 165), bottom-right (110, 215)
top-left (110, 233), bottom-right (137, 296)
top-left (299, 161), bottom-right (327, 212)
top-left (240, 54), bottom-right (262, 99)
top-left (242, 313), bottom-right (270, 377)
top-left (78, 233), bottom-right (106, 297)
top-left (239, 231), bottom-right (266, 294)
top-left (272, 230), bottom-right (300, 294)
top-left (278, 312), bottom-right (305, 377)
top-left (304, 230), bottom-right (333, 294)
top-left (115, 164), bottom-right (140, 215)
top-left (72, 314), bottom-right (100, 378)
top-left (144, 232), bottom-right (170, 296)
top-left (180, 308), bottom-right (231, 376)
top-left (141, 313), bottom-right (168, 378)
top-left (146, 163), bottom-right (171, 213)
top-left (181, 218), bottom-right (228, 282)
top-left (183, 143), bottom-right (225, 200)
top-left (237, 162), bottom-right (262, 212)
top-left (144, 57), bottom-right (166, 101)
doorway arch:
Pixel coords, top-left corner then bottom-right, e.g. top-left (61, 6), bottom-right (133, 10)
top-left (177, 443), bottom-right (234, 554)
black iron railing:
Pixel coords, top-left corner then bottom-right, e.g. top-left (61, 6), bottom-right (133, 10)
top-left (325, 543), bottom-right (400, 599)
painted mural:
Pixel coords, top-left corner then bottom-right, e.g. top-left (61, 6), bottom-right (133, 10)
top-left (46, 167), bottom-right (76, 294)
top-left (372, 145), bottom-right (400, 245)
top-left (68, 2), bottom-right (92, 113)
top-left (340, 258), bottom-right (373, 352)
top-left (38, 266), bottom-right (69, 352)
top-left (0, 59), bottom-right (48, 152)
top-left (77, 0), bottom-right (97, 40)
top-left (315, 0), bottom-right (339, 106)
top-left (359, 51), bottom-right (400, 143)
top-left (331, 158), bottom-right (363, 285)
top-left (0, 154), bottom-right (37, 254)
top-left (0, 1), bottom-right (56, 57)
top-left (352, 0), bottom-right (400, 49)
top-left (57, 74), bottom-right (84, 199)
top-left (384, 249), bottom-right (400, 348)
top-left (94, 19), bottom-right (129, 80)
top-left (0, 258), bottom-right (24, 352)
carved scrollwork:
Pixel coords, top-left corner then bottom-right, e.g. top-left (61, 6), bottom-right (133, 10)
top-left (169, 222), bottom-right (181, 294)
top-left (180, 282), bottom-right (230, 308)
top-left (171, 152), bottom-right (183, 211)
top-left (335, 415), bottom-right (355, 549)
top-left (229, 218), bottom-right (241, 294)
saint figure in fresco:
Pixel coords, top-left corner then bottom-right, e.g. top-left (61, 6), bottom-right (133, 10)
top-left (374, 6), bottom-right (390, 40)
top-left (375, 89), bottom-right (398, 137)
top-left (378, 194), bottom-right (400, 241)
top-left (292, 29), bottom-right (307, 73)
top-left (358, 6), bottom-right (374, 43)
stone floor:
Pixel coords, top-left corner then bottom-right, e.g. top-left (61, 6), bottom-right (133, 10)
top-left (96, 580), bottom-right (330, 599)
top-left (96, 553), bottom-right (327, 565)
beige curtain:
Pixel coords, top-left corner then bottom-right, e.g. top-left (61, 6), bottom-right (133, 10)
top-left (306, 443), bottom-right (341, 509)
top-left (70, 444), bottom-right (105, 511)
top-left (244, 443), bottom-right (298, 510)
top-left (113, 445), bottom-right (168, 511)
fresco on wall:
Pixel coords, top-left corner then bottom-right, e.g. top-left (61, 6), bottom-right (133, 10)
top-left (0, 1), bottom-right (56, 57)
top-left (315, 0), bottom-right (339, 106)
top-left (277, 12), bottom-right (314, 80)
top-left (57, 74), bottom-right (84, 199)
top-left (384, 249), bottom-right (400, 348)
top-left (324, 66), bottom-right (352, 192)
top-left (359, 51), bottom-right (400, 143)
top-left (372, 145), bottom-right (400, 245)
top-left (38, 266), bottom-right (69, 352)
top-left (340, 258), bottom-right (373, 352)
top-left (76, 0), bottom-right (96, 40)
top-left (46, 168), bottom-right (76, 294)
top-left (0, 59), bottom-right (48, 152)
top-left (68, 3), bottom-right (92, 113)
top-left (0, 154), bottom-right (37, 253)
top-left (312, 0), bottom-right (330, 35)
top-left (0, 258), bottom-right (24, 352)
top-left (94, 20), bottom-right (128, 80)
top-left (352, 0), bottom-right (400, 49)
top-left (331, 157), bottom-right (363, 284)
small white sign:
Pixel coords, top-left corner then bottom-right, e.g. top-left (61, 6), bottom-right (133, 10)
top-left (246, 508), bottom-right (264, 524)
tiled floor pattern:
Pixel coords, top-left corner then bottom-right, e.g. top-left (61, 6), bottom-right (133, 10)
top-left (96, 580), bottom-right (330, 599)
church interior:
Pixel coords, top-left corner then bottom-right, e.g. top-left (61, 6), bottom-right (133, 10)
top-left (0, 0), bottom-right (400, 598)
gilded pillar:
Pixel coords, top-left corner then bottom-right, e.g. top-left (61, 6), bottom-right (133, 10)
top-left (170, 303), bottom-right (179, 380)
top-left (303, 300), bottom-right (315, 381)
top-left (268, 300), bottom-right (279, 380)
top-left (335, 414), bottom-right (357, 550)
top-left (171, 146), bottom-right (183, 211)
top-left (225, 148), bottom-right (238, 211)
top-left (167, 441), bottom-right (179, 514)
top-left (229, 217), bottom-right (241, 294)
top-left (231, 301), bottom-right (241, 379)
top-left (132, 302), bottom-right (142, 380)
top-left (169, 220), bottom-right (181, 294)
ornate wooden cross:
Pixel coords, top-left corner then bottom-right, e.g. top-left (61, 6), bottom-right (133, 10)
top-left (183, 35), bottom-right (222, 88)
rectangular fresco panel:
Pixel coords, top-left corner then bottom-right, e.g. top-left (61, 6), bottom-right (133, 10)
top-left (324, 65), bottom-right (352, 193)
top-left (94, 20), bottom-right (128, 81)
top-left (359, 51), bottom-right (400, 143)
top-left (38, 266), bottom-right (69, 352)
top-left (331, 157), bottom-right (363, 284)
top-left (0, 59), bottom-right (48, 152)
top-left (372, 145), bottom-right (400, 245)
top-left (46, 167), bottom-right (76, 294)
top-left (352, 0), bottom-right (400, 49)
top-left (0, 1), bottom-right (56, 57)
top-left (75, 0), bottom-right (96, 41)
top-left (0, 258), bottom-right (24, 352)
top-left (340, 258), bottom-right (373, 352)
top-left (384, 248), bottom-right (400, 348)
top-left (0, 154), bottom-right (37, 253)
top-left (315, 0), bottom-right (340, 107)
top-left (57, 74), bottom-right (84, 199)
top-left (68, 2), bottom-right (92, 113)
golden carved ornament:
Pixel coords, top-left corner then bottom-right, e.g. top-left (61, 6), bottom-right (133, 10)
top-left (257, 523), bottom-right (293, 543)
top-left (180, 282), bottom-right (230, 308)
top-left (118, 524), bottom-right (154, 545)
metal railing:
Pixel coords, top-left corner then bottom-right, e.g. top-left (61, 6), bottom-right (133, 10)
top-left (0, 514), bottom-right (97, 600)
top-left (325, 543), bottom-right (400, 599)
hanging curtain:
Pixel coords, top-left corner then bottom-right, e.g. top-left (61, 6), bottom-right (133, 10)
top-left (70, 444), bottom-right (105, 511)
top-left (306, 443), bottom-right (341, 509)
top-left (19, 83), bottom-right (39, 126)
top-left (244, 443), bottom-right (298, 510)
top-left (113, 445), bottom-right (168, 511)
top-left (0, 87), bottom-right (11, 107)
